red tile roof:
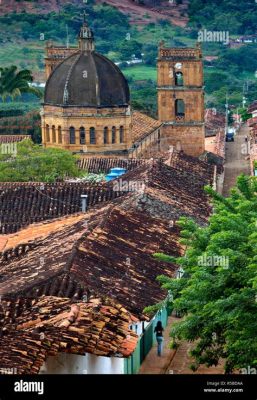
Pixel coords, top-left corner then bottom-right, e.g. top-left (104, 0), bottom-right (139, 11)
top-left (0, 135), bottom-right (31, 143)
top-left (132, 111), bottom-right (162, 142)
top-left (0, 296), bottom-right (138, 373)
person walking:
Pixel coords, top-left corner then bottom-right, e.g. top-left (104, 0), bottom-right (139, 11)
top-left (154, 321), bottom-right (164, 357)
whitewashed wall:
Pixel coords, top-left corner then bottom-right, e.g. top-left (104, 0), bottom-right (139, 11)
top-left (39, 353), bottom-right (124, 375)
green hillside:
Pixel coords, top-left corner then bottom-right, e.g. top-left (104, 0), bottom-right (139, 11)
top-left (1, 0), bottom-right (257, 117)
top-left (189, 0), bottom-right (257, 34)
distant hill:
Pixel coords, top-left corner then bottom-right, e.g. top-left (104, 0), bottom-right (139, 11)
top-left (0, 0), bottom-right (189, 27)
top-left (0, 0), bottom-right (81, 15)
top-left (189, 0), bottom-right (257, 35)
top-left (96, 0), bottom-right (189, 27)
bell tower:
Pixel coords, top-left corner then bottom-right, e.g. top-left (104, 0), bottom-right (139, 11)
top-left (157, 42), bottom-right (205, 157)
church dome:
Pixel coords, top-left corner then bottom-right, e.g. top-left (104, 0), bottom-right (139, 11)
top-left (44, 20), bottom-right (130, 108)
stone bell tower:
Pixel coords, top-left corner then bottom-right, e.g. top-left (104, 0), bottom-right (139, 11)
top-left (157, 42), bottom-right (205, 156)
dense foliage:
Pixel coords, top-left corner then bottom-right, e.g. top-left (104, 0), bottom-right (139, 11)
top-left (0, 139), bottom-right (81, 182)
top-left (150, 176), bottom-right (257, 373)
top-left (189, 0), bottom-right (257, 34)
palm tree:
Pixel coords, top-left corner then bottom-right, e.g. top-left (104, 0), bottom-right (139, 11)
top-left (0, 66), bottom-right (42, 101)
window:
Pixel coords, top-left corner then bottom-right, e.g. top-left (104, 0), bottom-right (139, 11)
top-left (70, 127), bottom-right (76, 144)
top-left (175, 72), bottom-right (183, 86)
top-left (112, 126), bottom-right (116, 144)
top-left (46, 124), bottom-right (50, 142)
top-left (119, 126), bottom-right (124, 143)
top-left (90, 127), bottom-right (96, 144)
top-left (52, 125), bottom-right (56, 143)
top-left (58, 126), bottom-right (62, 144)
top-left (103, 127), bottom-right (108, 144)
top-left (80, 127), bottom-right (86, 145)
top-left (175, 99), bottom-right (185, 117)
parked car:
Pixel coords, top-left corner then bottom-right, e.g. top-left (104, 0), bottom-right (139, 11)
top-left (226, 128), bottom-right (235, 142)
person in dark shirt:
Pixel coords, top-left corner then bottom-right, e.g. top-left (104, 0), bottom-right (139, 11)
top-left (154, 321), bottom-right (164, 356)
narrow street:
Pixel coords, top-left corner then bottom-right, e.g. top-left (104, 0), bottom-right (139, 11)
top-left (140, 125), bottom-right (252, 375)
top-left (139, 317), bottom-right (224, 375)
top-left (222, 124), bottom-right (251, 197)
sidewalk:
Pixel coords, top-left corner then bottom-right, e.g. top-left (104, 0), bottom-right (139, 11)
top-left (139, 316), bottom-right (177, 374)
top-left (139, 316), bottom-right (224, 374)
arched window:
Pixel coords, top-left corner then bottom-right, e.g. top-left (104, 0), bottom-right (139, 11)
top-left (46, 124), bottom-right (50, 142)
top-left (119, 126), bottom-right (124, 143)
top-left (80, 127), bottom-right (86, 145)
top-left (58, 126), bottom-right (62, 144)
top-left (52, 125), bottom-right (56, 143)
top-left (112, 126), bottom-right (116, 144)
top-left (104, 127), bottom-right (108, 144)
top-left (70, 127), bottom-right (76, 144)
top-left (175, 72), bottom-right (183, 86)
top-left (90, 127), bottom-right (96, 144)
top-left (175, 99), bottom-right (185, 117)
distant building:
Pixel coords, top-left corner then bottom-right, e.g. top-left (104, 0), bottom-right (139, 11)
top-left (157, 42), bottom-right (205, 156)
top-left (42, 18), bottom-right (208, 159)
top-left (42, 18), bottom-right (164, 158)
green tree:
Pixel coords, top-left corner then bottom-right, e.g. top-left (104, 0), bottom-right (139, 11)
top-left (149, 176), bottom-right (257, 373)
top-left (0, 139), bottom-right (81, 182)
top-left (0, 66), bottom-right (42, 101)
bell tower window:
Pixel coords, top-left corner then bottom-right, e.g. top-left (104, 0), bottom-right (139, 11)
top-left (175, 72), bottom-right (183, 86)
top-left (175, 99), bottom-right (185, 117)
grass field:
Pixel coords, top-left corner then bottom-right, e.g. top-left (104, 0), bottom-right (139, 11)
top-left (122, 65), bottom-right (157, 81)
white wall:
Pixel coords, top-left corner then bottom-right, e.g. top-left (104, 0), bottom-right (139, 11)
top-left (39, 353), bottom-right (124, 375)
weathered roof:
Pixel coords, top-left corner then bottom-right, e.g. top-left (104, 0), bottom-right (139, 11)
top-left (78, 157), bottom-right (145, 173)
top-left (0, 296), bottom-right (138, 373)
top-left (0, 155), bottom-right (215, 373)
top-left (0, 135), bottom-right (31, 144)
top-left (0, 154), bottom-right (215, 235)
top-left (44, 51), bottom-right (130, 107)
top-left (0, 181), bottom-right (123, 234)
top-left (132, 111), bottom-right (162, 142)
top-left (205, 108), bottom-right (225, 137)
top-left (0, 202), bottom-right (181, 319)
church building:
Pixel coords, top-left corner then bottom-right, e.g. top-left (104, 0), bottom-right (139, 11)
top-left (41, 16), bottom-right (205, 159)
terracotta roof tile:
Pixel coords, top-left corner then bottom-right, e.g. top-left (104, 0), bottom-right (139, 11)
top-left (132, 111), bottom-right (162, 142)
top-left (0, 135), bottom-right (31, 144)
top-left (0, 296), bottom-right (138, 373)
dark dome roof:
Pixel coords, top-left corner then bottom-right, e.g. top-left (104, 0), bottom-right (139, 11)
top-left (44, 51), bottom-right (130, 107)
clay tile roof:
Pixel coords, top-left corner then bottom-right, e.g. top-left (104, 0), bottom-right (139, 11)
top-left (0, 155), bottom-right (216, 373)
top-left (0, 157), bottom-right (213, 317)
top-left (0, 214), bottom-right (86, 253)
top-left (132, 111), bottom-right (162, 142)
top-left (0, 296), bottom-right (138, 373)
top-left (0, 135), bottom-right (31, 144)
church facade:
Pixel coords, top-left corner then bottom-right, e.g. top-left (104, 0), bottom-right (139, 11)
top-left (41, 19), bottom-right (205, 158)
